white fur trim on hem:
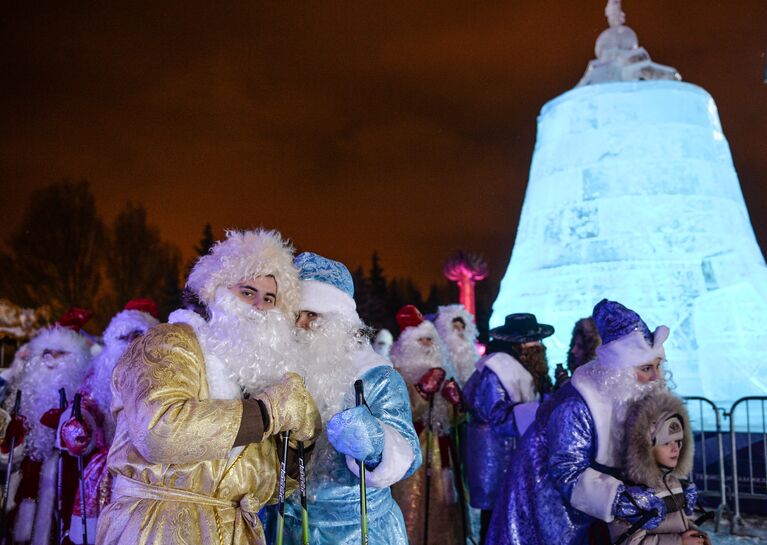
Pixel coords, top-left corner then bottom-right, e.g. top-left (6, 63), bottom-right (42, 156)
top-left (69, 515), bottom-right (97, 544)
top-left (595, 327), bottom-right (668, 370)
top-left (300, 280), bottom-right (357, 318)
top-left (345, 422), bottom-right (415, 489)
top-left (477, 353), bottom-right (537, 403)
top-left (570, 467), bottom-right (622, 522)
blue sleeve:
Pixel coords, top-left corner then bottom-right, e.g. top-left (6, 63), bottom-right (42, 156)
top-left (463, 369), bottom-right (518, 437)
top-left (546, 393), bottom-right (597, 503)
top-left (360, 365), bottom-right (423, 479)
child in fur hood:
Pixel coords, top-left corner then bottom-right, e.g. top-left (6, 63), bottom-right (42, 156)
top-left (609, 391), bottom-right (711, 545)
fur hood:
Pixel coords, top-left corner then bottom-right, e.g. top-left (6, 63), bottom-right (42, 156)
top-left (187, 229), bottom-right (300, 318)
top-left (623, 391), bottom-right (693, 488)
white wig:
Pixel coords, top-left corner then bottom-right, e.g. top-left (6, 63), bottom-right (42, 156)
top-left (187, 229), bottom-right (301, 318)
top-left (103, 309), bottom-right (159, 347)
top-left (433, 304), bottom-right (478, 342)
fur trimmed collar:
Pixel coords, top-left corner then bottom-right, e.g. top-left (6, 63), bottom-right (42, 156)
top-left (624, 392), bottom-right (693, 488)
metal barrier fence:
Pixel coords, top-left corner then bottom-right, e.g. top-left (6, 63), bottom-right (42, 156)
top-left (682, 397), bottom-right (728, 532)
top-left (727, 396), bottom-right (767, 533)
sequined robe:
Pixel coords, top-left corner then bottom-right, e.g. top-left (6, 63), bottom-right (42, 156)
top-left (486, 373), bottom-right (625, 545)
top-left (391, 384), bottom-right (462, 545)
top-left (97, 323), bottom-right (295, 545)
top-left (462, 352), bottom-right (537, 510)
top-left (278, 348), bottom-right (421, 545)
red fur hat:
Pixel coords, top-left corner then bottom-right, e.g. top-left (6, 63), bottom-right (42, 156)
top-left (124, 298), bottom-right (159, 319)
top-left (55, 308), bottom-right (93, 331)
top-left (396, 305), bottom-right (424, 333)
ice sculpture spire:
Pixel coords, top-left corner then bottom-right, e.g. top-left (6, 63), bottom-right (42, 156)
top-left (492, 5), bottom-right (767, 413)
top-left (578, 0), bottom-right (680, 86)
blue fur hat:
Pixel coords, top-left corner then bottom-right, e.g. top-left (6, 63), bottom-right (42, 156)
top-left (591, 299), bottom-right (670, 369)
top-left (592, 299), bottom-right (652, 345)
top-left (294, 252), bottom-right (357, 316)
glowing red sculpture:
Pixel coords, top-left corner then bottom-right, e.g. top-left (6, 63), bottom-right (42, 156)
top-left (443, 251), bottom-right (488, 318)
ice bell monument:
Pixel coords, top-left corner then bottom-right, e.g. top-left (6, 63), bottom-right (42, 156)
top-left (491, 0), bottom-right (767, 408)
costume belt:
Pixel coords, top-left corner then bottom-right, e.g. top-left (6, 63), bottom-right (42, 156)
top-left (112, 475), bottom-right (260, 529)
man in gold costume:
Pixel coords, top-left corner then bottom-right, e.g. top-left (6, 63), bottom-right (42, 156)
top-left (96, 229), bottom-right (321, 545)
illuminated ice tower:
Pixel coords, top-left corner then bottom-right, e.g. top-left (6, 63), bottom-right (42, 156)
top-left (491, 0), bottom-right (767, 408)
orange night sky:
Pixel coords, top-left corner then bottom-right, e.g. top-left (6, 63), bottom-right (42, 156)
top-left (2, 1), bottom-right (766, 304)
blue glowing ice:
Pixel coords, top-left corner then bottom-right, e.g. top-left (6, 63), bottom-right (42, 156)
top-left (491, 81), bottom-right (767, 414)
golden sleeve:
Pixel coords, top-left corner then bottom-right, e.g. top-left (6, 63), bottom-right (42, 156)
top-left (113, 323), bottom-right (243, 464)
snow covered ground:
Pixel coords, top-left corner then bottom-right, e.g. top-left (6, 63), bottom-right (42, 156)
top-left (705, 515), bottom-right (767, 544)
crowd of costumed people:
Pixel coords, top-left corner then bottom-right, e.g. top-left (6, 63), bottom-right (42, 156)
top-left (0, 228), bottom-right (712, 545)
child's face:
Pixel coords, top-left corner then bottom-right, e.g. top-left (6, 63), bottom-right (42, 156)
top-left (652, 439), bottom-right (682, 468)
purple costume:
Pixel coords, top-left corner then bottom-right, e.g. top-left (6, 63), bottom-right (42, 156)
top-left (486, 300), bottom-right (672, 545)
top-left (462, 355), bottom-right (534, 510)
top-left (486, 381), bottom-right (607, 545)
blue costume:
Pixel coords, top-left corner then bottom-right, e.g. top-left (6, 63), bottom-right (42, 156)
top-left (462, 352), bottom-right (537, 510)
top-left (282, 349), bottom-right (421, 545)
top-left (266, 251), bottom-right (422, 545)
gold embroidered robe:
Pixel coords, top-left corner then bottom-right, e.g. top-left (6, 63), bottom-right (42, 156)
top-left (391, 385), bottom-right (462, 545)
top-left (96, 323), bottom-right (294, 545)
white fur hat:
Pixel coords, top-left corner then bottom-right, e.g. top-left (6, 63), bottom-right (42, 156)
top-left (187, 229), bottom-right (300, 317)
top-left (103, 309), bottom-right (160, 347)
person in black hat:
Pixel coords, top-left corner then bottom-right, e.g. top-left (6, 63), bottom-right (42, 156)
top-left (461, 312), bottom-right (555, 544)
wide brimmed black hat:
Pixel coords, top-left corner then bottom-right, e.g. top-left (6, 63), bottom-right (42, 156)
top-left (489, 313), bottom-right (554, 343)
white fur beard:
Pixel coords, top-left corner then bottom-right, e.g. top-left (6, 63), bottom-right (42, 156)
top-left (581, 361), bottom-right (667, 452)
top-left (17, 354), bottom-right (89, 461)
top-left (391, 340), bottom-right (448, 386)
top-left (198, 289), bottom-right (297, 395)
top-left (86, 343), bottom-right (128, 442)
top-left (391, 338), bottom-right (453, 434)
top-left (293, 314), bottom-right (362, 485)
top-left (443, 334), bottom-right (479, 384)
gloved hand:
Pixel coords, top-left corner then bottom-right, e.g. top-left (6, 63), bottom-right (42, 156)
top-left (612, 484), bottom-right (667, 530)
top-left (415, 367), bottom-right (446, 400)
top-left (60, 416), bottom-right (93, 456)
top-left (327, 405), bottom-right (384, 465)
top-left (256, 373), bottom-right (322, 443)
top-left (683, 482), bottom-right (698, 516)
top-left (441, 378), bottom-right (462, 407)
top-left (40, 407), bottom-right (66, 429)
top-left (0, 415), bottom-right (29, 453)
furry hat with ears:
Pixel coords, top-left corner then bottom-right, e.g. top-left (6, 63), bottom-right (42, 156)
top-left (186, 229), bottom-right (301, 318)
top-left (623, 391), bottom-right (694, 489)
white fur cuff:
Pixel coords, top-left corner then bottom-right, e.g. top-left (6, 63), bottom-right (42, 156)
top-left (570, 467), bottom-right (622, 522)
top-left (345, 422), bottom-right (415, 489)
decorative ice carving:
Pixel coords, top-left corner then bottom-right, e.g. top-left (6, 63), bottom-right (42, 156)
top-left (491, 81), bottom-right (767, 421)
top-left (578, 0), bottom-right (681, 86)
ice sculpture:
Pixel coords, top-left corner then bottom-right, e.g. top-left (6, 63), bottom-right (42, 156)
top-left (579, 0), bottom-right (680, 86)
top-left (491, 4), bottom-right (767, 412)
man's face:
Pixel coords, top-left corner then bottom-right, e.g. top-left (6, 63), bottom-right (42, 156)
top-left (296, 310), bottom-right (319, 330)
top-left (417, 335), bottom-right (434, 348)
top-left (41, 348), bottom-right (70, 369)
top-left (635, 357), bottom-right (663, 383)
top-left (451, 318), bottom-right (466, 338)
top-left (229, 275), bottom-right (278, 311)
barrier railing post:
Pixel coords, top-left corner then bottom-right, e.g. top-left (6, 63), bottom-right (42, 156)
top-left (682, 396), bottom-right (728, 532)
